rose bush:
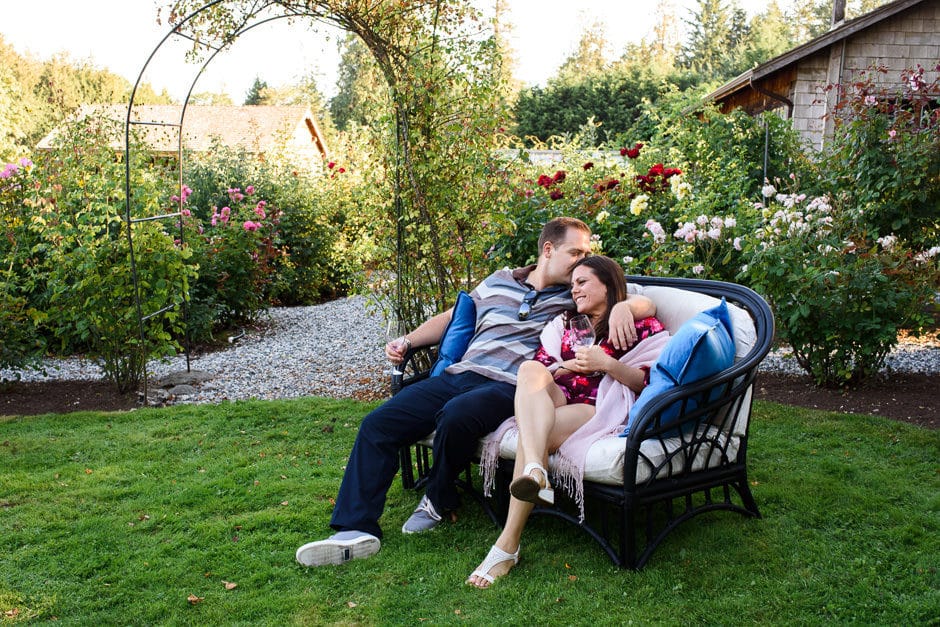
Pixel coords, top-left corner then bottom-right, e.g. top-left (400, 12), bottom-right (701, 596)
top-left (179, 184), bottom-right (282, 341)
top-left (742, 185), bottom-right (939, 386)
top-left (0, 158), bottom-right (47, 377)
top-left (818, 64), bottom-right (940, 251)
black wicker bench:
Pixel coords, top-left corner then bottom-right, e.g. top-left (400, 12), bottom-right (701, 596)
top-left (395, 276), bottom-right (774, 570)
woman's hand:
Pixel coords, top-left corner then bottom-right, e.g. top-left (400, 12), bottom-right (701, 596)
top-left (572, 345), bottom-right (613, 374)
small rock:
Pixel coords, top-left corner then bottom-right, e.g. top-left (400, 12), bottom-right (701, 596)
top-left (155, 370), bottom-right (214, 387)
top-left (167, 384), bottom-right (198, 396)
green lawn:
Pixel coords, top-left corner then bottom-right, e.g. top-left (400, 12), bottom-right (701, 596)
top-left (1, 397), bottom-right (937, 625)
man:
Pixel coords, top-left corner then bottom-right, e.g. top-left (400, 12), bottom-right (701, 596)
top-left (296, 217), bottom-right (653, 566)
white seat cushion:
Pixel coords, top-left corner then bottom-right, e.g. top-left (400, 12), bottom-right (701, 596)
top-left (493, 427), bottom-right (741, 486)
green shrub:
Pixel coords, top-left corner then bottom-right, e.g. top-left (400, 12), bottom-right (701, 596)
top-left (742, 187), bottom-right (939, 386)
top-left (815, 64), bottom-right (940, 250)
top-left (22, 113), bottom-right (189, 392)
top-left (0, 157), bottom-right (47, 377)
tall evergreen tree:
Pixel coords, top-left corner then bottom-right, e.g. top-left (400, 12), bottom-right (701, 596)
top-left (243, 77), bottom-right (268, 105)
top-left (743, 0), bottom-right (794, 68)
top-left (681, 0), bottom-right (750, 83)
top-left (328, 33), bottom-right (387, 130)
top-left (554, 23), bottom-right (611, 85)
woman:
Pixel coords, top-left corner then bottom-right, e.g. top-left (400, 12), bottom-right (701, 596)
top-left (466, 255), bottom-right (666, 588)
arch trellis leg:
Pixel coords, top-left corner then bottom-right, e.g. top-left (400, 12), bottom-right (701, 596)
top-left (123, 1), bottom-right (343, 403)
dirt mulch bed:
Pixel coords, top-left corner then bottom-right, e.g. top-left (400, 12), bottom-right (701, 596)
top-left (2, 372), bottom-right (937, 430)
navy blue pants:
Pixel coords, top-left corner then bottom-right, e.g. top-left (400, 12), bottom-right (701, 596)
top-left (329, 371), bottom-right (515, 539)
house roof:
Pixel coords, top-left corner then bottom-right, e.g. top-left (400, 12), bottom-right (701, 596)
top-left (705, 0), bottom-right (929, 104)
top-left (37, 104), bottom-right (329, 158)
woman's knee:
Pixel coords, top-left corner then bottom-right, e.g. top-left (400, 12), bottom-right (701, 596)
top-left (517, 360), bottom-right (551, 388)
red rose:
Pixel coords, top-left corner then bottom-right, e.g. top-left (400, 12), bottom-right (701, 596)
top-left (549, 189), bottom-right (564, 200)
top-left (583, 162), bottom-right (594, 170)
top-left (553, 170), bottom-right (566, 183)
top-left (625, 147), bottom-right (641, 159)
top-left (537, 174), bottom-right (554, 188)
top-left (620, 147), bottom-right (628, 156)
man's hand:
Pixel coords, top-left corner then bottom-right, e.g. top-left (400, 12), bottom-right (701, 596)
top-left (385, 337), bottom-right (410, 365)
top-left (608, 301), bottom-right (637, 350)
top-left (607, 295), bottom-right (656, 350)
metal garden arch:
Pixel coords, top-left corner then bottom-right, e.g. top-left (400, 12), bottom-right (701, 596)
top-left (123, 0), bottom-right (414, 402)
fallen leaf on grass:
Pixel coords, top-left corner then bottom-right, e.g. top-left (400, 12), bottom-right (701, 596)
top-left (568, 575), bottom-right (577, 581)
top-left (222, 581), bottom-right (237, 590)
top-left (5, 608), bottom-right (19, 618)
top-left (84, 468), bottom-right (93, 474)
top-left (187, 594), bottom-right (204, 605)
top-left (280, 501), bottom-right (289, 506)
top-left (346, 601), bottom-right (357, 608)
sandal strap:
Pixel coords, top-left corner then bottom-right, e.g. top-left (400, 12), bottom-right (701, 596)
top-left (521, 461), bottom-right (549, 485)
top-left (470, 544), bottom-right (520, 583)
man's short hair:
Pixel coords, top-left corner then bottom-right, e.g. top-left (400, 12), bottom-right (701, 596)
top-left (537, 217), bottom-right (591, 251)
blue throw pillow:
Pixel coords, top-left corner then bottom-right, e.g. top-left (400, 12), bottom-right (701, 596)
top-left (622, 298), bottom-right (735, 436)
top-left (429, 291), bottom-right (477, 376)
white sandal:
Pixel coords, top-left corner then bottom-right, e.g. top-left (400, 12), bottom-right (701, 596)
top-left (509, 461), bottom-right (555, 505)
top-left (466, 544), bottom-right (520, 587)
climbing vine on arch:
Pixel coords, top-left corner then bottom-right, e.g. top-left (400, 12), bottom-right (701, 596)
top-left (163, 0), bottom-right (515, 326)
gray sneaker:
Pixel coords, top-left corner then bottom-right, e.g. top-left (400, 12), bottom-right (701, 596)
top-left (401, 495), bottom-right (443, 534)
top-left (295, 531), bottom-right (380, 566)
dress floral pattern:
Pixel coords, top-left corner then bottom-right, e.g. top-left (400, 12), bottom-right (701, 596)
top-left (535, 316), bottom-right (665, 405)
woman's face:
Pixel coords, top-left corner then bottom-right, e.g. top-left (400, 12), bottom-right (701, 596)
top-left (571, 265), bottom-right (608, 319)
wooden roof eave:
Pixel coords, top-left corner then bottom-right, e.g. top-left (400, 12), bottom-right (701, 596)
top-left (705, 0), bottom-right (927, 105)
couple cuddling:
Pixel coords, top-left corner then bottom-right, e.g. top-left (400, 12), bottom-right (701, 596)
top-left (296, 217), bottom-right (668, 588)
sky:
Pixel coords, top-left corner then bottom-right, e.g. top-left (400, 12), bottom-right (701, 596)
top-left (1, 0), bottom-right (777, 103)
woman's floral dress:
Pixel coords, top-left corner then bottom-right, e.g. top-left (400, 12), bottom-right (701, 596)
top-left (535, 316), bottom-right (665, 405)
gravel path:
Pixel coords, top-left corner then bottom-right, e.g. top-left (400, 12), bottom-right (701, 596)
top-left (3, 295), bottom-right (938, 405)
top-left (1, 296), bottom-right (391, 404)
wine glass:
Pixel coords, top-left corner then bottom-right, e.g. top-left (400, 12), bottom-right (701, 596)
top-left (569, 314), bottom-right (598, 375)
top-left (385, 316), bottom-right (408, 376)
top-left (569, 314), bottom-right (595, 351)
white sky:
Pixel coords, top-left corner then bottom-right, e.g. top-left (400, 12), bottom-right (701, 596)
top-left (1, 0), bottom-right (778, 103)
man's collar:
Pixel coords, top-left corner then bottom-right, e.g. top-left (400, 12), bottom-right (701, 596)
top-left (512, 265), bottom-right (537, 282)
top-left (512, 265), bottom-right (568, 293)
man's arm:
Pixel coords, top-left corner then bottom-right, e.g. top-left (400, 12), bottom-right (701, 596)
top-left (607, 294), bottom-right (656, 350)
top-left (385, 308), bottom-right (453, 364)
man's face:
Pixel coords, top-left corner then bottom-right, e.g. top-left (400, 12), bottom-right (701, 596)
top-left (543, 228), bottom-right (592, 286)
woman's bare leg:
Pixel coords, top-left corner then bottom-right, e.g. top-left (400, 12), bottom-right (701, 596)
top-left (513, 360), bottom-right (566, 477)
top-left (467, 362), bottom-right (594, 588)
